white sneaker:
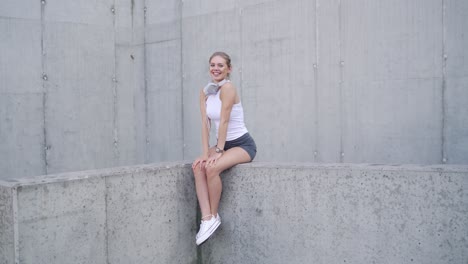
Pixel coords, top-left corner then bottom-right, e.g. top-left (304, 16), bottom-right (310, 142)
top-left (196, 214), bottom-right (222, 239)
top-left (196, 215), bottom-right (221, 245)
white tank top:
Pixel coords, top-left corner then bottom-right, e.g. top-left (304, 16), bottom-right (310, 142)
top-left (206, 88), bottom-right (248, 141)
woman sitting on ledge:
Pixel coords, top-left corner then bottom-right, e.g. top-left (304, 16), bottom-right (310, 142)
top-left (192, 51), bottom-right (257, 245)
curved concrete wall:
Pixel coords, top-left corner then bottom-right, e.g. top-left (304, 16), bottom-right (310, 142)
top-left (1, 162), bottom-right (467, 263)
top-left (1, 0), bottom-right (468, 179)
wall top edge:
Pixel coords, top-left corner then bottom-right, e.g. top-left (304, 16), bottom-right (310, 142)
top-left (243, 162), bottom-right (468, 172)
top-left (0, 161), bottom-right (192, 188)
top-left (1, 162), bottom-right (467, 188)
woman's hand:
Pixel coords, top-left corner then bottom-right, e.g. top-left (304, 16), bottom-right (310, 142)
top-left (206, 152), bottom-right (223, 167)
top-left (192, 154), bottom-right (208, 170)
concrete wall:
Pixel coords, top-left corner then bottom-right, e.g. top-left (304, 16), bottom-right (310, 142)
top-left (180, 0), bottom-right (468, 164)
top-left (0, 0), bottom-right (148, 179)
top-left (0, 162), bottom-right (197, 264)
top-left (204, 163), bottom-right (468, 263)
top-left (1, 0), bottom-right (468, 179)
top-left (1, 162), bottom-right (467, 263)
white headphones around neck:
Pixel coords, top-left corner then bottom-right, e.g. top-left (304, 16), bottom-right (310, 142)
top-left (203, 79), bottom-right (230, 96)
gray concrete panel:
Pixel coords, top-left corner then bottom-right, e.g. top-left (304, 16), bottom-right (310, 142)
top-left (0, 0), bottom-right (40, 20)
top-left (115, 45), bottom-right (146, 166)
top-left (146, 0), bottom-right (180, 24)
top-left (43, 0), bottom-right (114, 26)
top-left (17, 177), bottom-right (107, 264)
top-left (43, 23), bottom-right (116, 173)
top-left (106, 166), bottom-right (197, 264)
top-left (181, 9), bottom-right (241, 160)
top-left (240, 0), bottom-right (316, 162)
top-left (316, 0), bottom-right (342, 162)
top-left (114, 0), bottom-right (145, 47)
top-left (444, 0), bottom-right (468, 164)
top-left (445, 0), bottom-right (468, 78)
top-left (0, 185), bottom-right (14, 264)
top-left (181, 43), bottom-right (206, 161)
top-left (114, 0), bottom-right (145, 29)
top-left (115, 26), bottom-right (145, 46)
top-left (342, 0), bottom-right (443, 81)
top-left (343, 79), bottom-right (443, 164)
top-left (341, 0), bottom-right (444, 164)
top-left (0, 94), bottom-right (46, 179)
top-left (144, 0), bottom-right (181, 47)
top-left (182, 0), bottom-right (235, 18)
top-left (145, 20), bottom-right (180, 44)
top-left (0, 18), bottom-right (42, 94)
top-left (445, 77), bottom-right (468, 164)
top-left (146, 40), bottom-right (184, 161)
top-left (236, 0), bottom-right (278, 10)
top-left (113, 0), bottom-right (146, 166)
top-left (203, 163), bottom-right (468, 264)
top-left (0, 18), bottom-right (45, 179)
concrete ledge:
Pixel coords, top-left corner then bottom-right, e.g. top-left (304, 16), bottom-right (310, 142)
top-left (0, 162), bottom-right (197, 264)
top-left (205, 163), bottom-right (468, 264)
top-left (1, 162), bottom-right (467, 263)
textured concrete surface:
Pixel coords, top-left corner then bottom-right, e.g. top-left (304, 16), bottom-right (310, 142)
top-left (17, 176), bottom-right (107, 263)
top-left (202, 163), bottom-right (468, 264)
top-left (0, 185), bottom-right (15, 264)
top-left (0, 162), bottom-right (197, 264)
top-left (105, 166), bottom-right (195, 264)
top-left (1, 0), bottom-right (468, 179)
top-left (0, 162), bottom-right (467, 263)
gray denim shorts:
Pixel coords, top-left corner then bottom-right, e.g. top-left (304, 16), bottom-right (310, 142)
top-left (223, 133), bottom-right (257, 161)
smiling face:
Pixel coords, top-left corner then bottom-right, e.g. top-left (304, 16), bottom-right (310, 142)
top-left (209, 55), bottom-right (231, 83)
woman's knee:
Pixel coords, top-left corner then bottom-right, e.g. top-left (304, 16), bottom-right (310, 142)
top-left (192, 164), bottom-right (206, 177)
top-left (205, 166), bottom-right (220, 180)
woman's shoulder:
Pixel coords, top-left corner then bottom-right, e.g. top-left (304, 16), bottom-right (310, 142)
top-left (219, 82), bottom-right (237, 101)
top-left (221, 81), bottom-right (236, 92)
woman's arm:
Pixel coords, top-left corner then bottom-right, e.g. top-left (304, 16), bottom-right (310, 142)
top-left (199, 89), bottom-right (210, 157)
top-left (216, 83), bottom-right (237, 150)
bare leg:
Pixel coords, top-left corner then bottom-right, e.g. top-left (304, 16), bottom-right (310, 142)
top-left (193, 163), bottom-right (212, 219)
top-left (205, 147), bottom-right (251, 216)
